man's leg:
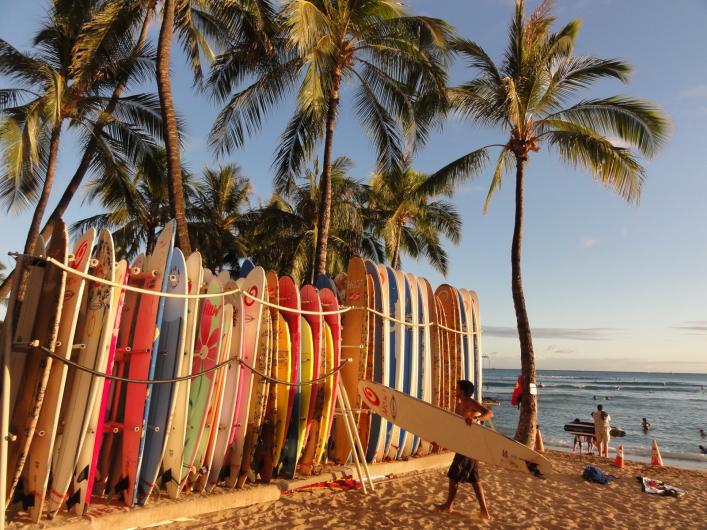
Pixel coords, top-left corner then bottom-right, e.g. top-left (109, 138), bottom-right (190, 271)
top-left (435, 479), bottom-right (459, 512)
top-left (472, 481), bottom-right (491, 520)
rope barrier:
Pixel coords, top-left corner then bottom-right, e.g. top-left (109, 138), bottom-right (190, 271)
top-left (24, 341), bottom-right (349, 387)
top-left (8, 252), bottom-right (479, 336)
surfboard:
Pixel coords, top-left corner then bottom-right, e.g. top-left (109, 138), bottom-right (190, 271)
top-left (563, 421), bottom-right (626, 438)
top-left (383, 265), bottom-right (403, 459)
top-left (456, 289), bottom-right (470, 383)
top-left (435, 296), bottom-right (450, 412)
top-left (203, 281), bottom-right (242, 491)
top-left (333, 258), bottom-right (368, 464)
top-left (298, 284), bottom-right (324, 476)
top-left (396, 271), bottom-right (416, 459)
top-left (363, 261), bottom-right (388, 463)
top-left (137, 248), bottom-right (188, 504)
top-left (237, 308), bottom-right (272, 487)
top-left (256, 271), bottom-right (280, 482)
top-left (468, 291), bottom-right (483, 402)
top-left (272, 313), bottom-right (291, 470)
top-left (415, 276), bottom-right (433, 456)
top-left (458, 289), bottom-right (475, 398)
top-left (7, 220), bottom-right (68, 508)
top-left (278, 276), bottom-right (301, 476)
top-left (24, 229), bottom-right (94, 520)
top-left (239, 259), bottom-right (255, 278)
top-left (181, 279), bottom-right (224, 490)
top-left (359, 381), bottom-right (553, 477)
top-left (314, 288), bottom-right (341, 466)
top-left (357, 274), bottom-right (375, 457)
top-left (420, 279), bottom-right (440, 411)
top-left (119, 221), bottom-right (174, 506)
top-left (68, 257), bottom-right (126, 516)
top-left (436, 285), bottom-right (460, 406)
top-left (47, 230), bottom-right (114, 516)
top-left (224, 267), bottom-right (266, 487)
top-left (162, 251), bottom-right (203, 499)
top-left (192, 303), bottom-right (233, 492)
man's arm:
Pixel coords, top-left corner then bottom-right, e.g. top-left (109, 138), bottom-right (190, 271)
top-left (463, 400), bottom-right (494, 424)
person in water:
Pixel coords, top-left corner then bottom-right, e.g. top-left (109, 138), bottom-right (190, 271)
top-left (642, 418), bottom-right (651, 432)
top-left (700, 429), bottom-right (705, 438)
top-left (436, 380), bottom-right (493, 520)
top-left (700, 445), bottom-right (707, 455)
top-left (591, 404), bottom-right (611, 457)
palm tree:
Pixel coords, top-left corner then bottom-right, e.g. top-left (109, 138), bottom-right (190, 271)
top-left (243, 157), bottom-right (380, 283)
top-left (0, 0), bottom-right (162, 297)
top-left (210, 0), bottom-right (450, 278)
top-left (422, 0), bottom-right (669, 445)
top-left (71, 149), bottom-right (194, 258)
top-left (70, 0), bottom-right (279, 257)
top-left (367, 160), bottom-right (461, 275)
top-left (188, 164), bottom-right (253, 271)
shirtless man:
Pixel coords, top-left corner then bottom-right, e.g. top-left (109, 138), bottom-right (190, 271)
top-left (436, 380), bottom-right (494, 520)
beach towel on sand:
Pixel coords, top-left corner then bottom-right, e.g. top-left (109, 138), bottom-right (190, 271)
top-left (638, 477), bottom-right (686, 497)
top-left (582, 465), bottom-right (614, 484)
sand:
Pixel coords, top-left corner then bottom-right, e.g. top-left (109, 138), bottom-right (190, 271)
top-left (164, 450), bottom-right (707, 530)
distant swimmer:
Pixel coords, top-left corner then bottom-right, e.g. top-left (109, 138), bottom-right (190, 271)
top-left (593, 395), bottom-right (597, 401)
top-left (605, 396), bottom-right (610, 401)
top-left (700, 445), bottom-right (707, 455)
top-left (642, 418), bottom-right (651, 433)
top-left (701, 429), bottom-right (706, 438)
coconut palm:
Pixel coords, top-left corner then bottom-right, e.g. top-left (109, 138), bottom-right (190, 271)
top-left (70, 0), bottom-right (279, 257)
top-left (421, 0), bottom-right (669, 445)
top-left (188, 164), bottom-right (253, 271)
top-left (71, 149), bottom-right (194, 258)
top-left (243, 157), bottom-right (380, 283)
top-left (368, 160), bottom-right (461, 275)
top-left (210, 0), bottom-right (450, 278)
top-left (0, 0), bottom-right (161, 297)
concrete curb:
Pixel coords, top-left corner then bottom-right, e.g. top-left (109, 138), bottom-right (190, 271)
top-left (11, 454), bottom-right (453, 528)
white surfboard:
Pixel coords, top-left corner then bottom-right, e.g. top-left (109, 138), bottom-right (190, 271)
top-left (359, 381), bottom-right (553, 477)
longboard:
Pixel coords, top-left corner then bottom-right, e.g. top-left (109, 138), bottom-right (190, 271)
top-left (48, 230), bottom-right (115, 516)
top-left (68, 257), bottom-right (126, 516)
top-left (564, 421), bottom-right (626, 438)
top-left (225, 267), bottom-right (266, 487)
top-left (271, 313), bottom-right (291, 470)
top-left (162, 251), bottom-right (203, 499)
top-left (334, 257), bottom-right (368, 464)
top-left (359, 381), bottom-right (553, 477)
top-left (468, 291), bottom-right (483, 402)
top-left (7, 220), bottom-right (67, 508)
top-left (25, 228), bottom-right (94, 521)
top-left (138, 248), bottom-right (188, 504)
top-left (383, 265), bottom-right (403, 459)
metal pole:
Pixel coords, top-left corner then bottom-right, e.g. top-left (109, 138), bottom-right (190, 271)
top-left (335, 385), bottom-right (366, 493)
top-left (1, 256), bottom-right (23, 529)
top-left (339, 381), bottom-right (374, 491)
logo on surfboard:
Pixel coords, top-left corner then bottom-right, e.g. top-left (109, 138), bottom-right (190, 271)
top-left (363, 386), bottom-right (380, 407)
top-left (244, 285), bottom-right (258, 306)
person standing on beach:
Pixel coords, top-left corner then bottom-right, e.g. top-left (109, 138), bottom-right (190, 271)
top-left (591, 404), bottom-right (611, 457)
top-left (436, 380), bottom-right (494, 520)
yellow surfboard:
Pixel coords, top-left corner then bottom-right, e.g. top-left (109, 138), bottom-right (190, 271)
top-left (314, 323), bottom-right (335, 465)
top-left (272, 314), bottom-right (291, 466)
top-left (297, 317), bottom-right (315, 461)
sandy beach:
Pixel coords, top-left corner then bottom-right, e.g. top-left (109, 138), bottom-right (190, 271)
top-left (162, 450), bottom-right (706, 530)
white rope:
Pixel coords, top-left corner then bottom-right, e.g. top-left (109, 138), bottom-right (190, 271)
top-left (9, 252), bottom-right (480, 335)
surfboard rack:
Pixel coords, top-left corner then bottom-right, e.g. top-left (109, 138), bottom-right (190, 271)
top-left (335, 381), bottom-right (375, 494)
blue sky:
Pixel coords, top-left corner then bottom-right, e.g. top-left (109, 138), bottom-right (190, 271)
top-left (1, 0), bottom-right (706, 372)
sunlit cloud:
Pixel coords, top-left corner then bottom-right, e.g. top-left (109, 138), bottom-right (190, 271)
top-left (672, 321), bottom-right (707, 334)
top-left (483, 326), bottom-right (618, 341)
top-left (680, 85), bottom-right (707, 98)
top-left (580, 238), bottom-right (600, 249)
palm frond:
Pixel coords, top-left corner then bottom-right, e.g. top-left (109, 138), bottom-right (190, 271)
top-left (483, 147), bottom-right (513, 213)
top-left (419, 147), bottom-right (490, 196)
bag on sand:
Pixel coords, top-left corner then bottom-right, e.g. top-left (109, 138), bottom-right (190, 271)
top-left (638, 476), bottom-right (686, 497)
top-left (582, 465), bottom-right (614, 484)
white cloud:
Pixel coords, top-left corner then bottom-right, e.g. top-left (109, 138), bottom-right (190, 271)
top-left (580, 238), bottom-right (600, 249)
top-left (680, 85), bottom-right (707, 98)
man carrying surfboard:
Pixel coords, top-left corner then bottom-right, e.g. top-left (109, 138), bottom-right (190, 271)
top-left (436, 380), bottom-right (493, 520)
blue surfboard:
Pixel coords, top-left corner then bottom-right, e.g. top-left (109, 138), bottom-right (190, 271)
top-left (383, 266), bottom-right (399, 457)
top-left (397, 274), bottom-right (414, 459)
top-left (239, 258), bottom-right (255, 278)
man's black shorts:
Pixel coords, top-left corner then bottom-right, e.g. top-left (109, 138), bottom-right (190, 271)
top-left (447, 453), bottom-right (479, 484)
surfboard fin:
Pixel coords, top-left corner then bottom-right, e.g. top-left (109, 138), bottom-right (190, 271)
top-left (161, 468), bottom-right (172, 486)
top-left (66, 489), bottom-right (81, 509)
top-left (526, 461), bottom-right (544, 479)
top-left (76, 464), bottom-right (89, 483)
top-left (22, 493), bottom-right (35, 509)
top-left (114, 476), bottom-right (129, 494)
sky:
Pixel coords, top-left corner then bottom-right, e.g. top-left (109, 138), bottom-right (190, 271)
top-left (1, 0), bottom-right (706, 373)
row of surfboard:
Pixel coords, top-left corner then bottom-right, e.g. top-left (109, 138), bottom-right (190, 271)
top-left (3, 219), bottom-right (484, 522)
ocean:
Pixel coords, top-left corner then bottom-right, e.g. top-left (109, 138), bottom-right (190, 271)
top-left (483, 369), bottom-right (707, 470)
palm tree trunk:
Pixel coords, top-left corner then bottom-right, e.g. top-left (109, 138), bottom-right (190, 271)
top-left (157, 0), bottom-right (191, 255)
top-left (0, 4), bottom-right (156, 301)
top-left (511, 156), bottom-right (537, 447)
top-left (391, 225), bottom-right (403, 269)
top-left (312, 68), bottom-right (342, 281)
